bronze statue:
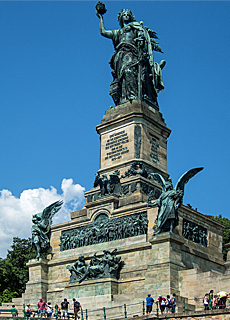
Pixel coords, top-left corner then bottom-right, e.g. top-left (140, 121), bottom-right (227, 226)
top-left (67, 249), bottom-right (123, 283)
top-left (94, 170), bottom-right (122, 197)
top-left (96, 2), bottom-right (165, 109)
top-left (31, 200), bottom-right (63, 260)
top-left (147, 168), bottom-right (204, 235)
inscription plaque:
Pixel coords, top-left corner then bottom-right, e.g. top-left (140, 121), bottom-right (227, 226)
top-left (105, 130), bottom-right (129, 161)
top-left (149, 132), bottom-right (159, 162)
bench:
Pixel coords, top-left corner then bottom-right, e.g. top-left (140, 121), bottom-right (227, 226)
top-left (23, 310), bottom-right (43, 318)
top-left (0, 309), bottom-right (18, 316)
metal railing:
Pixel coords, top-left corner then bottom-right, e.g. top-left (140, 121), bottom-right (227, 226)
top-left (2, 296), bottom-right (230, 319)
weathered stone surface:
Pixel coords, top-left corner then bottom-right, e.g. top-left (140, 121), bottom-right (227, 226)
top-left (24, 102), bottom-right (227, 317)
top-left (96, 101), bottom-right (171, 177)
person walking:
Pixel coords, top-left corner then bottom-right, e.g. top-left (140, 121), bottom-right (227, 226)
top-left (72, 298), bottom-right (82, 320)
top-left (146, 294), bottom-right (154, 315)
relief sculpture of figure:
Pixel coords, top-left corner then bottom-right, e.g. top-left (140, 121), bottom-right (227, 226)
top-left (31, 200), bottom-right (63, 260)
top-left (66, 249), bottom-right (123, 283)
top-left (146, 168), bottom-right (204, 235)
top-left (96, 2), bottom-right (165, 108)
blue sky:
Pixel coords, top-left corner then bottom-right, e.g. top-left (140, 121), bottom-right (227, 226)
top-left (0, 1), bottom-right (229, 257)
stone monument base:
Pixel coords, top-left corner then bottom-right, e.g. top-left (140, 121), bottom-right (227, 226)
top-left (23, 102), bottom-right (227, 316)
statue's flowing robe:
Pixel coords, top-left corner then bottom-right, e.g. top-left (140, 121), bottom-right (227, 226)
top-left (31, 220), bottom-right (50, 250)
top-left (109, 22), bottom-right (164, 106)
top-left (156, 189), bottom-right (181, 230)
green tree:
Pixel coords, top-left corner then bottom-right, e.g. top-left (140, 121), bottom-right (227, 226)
top-left (212, 214), bottom-right (230, 261)
top-left (0, 237), bottom-right (36, 303)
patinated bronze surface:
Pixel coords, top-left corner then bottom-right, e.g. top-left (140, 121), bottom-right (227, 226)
top-left (66, 249), bottom-right (124, 283)
top-left (96, 2), bottom-right (165, 108)
top-left (183, 219), bottom-right (207, 246)
top-left (31, 200), bottom-right (63, 260)
top-left (147, 168), bottom-right (204, 235)
top-left (59, 211), bottom-right (148, 251)
top-left (94, 170), bottom-right (122, 197)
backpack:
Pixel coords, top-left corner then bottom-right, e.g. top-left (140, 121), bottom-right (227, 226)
top-left (62, 301), bottom-right (68, 309)
top-left (74, 301), bottom-right (80, 309)
top-left (167, 299), bottom-right (172, 307)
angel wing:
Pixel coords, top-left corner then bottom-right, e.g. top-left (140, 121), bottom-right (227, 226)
top-left (145, 27), bottom-right (159, 39)
top-left (41, 200), bottom-right (63, 227)
top-left (150, 173), bottom-right (167, 191)
top-left (175, 167), bottom-right (204, 192)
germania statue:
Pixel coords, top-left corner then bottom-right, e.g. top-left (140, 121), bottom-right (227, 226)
top-left (96, 2), bottom-right (166, 109)
top-left (146, 168), bottom-right (204, 235)
top-left (31, 200), bottom-right (63, 260)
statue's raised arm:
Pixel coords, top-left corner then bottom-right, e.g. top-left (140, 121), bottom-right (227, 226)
top-left (95, 1), bottom-right (166, 109)
top-left (96, 2), bottom-right (113, 39)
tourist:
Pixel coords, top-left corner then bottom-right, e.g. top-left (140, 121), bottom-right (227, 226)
top-left (10, 305), bottom-right (18, 317)
top-left (171, 293), bottom-right (177, 313)
top-left (146, 294), bottom-right (154, 315)
top-left (219, 296), bottom-right (227, 309)
top-left (166, 295), bottom-right (172, 313)
top-left (38, 298), bottom-right (47, 318)
top-left (25, 304), bottom-right (35, 317)
top-left (158, 295), bottom-right (166, 314)
top-left (213, 295), bottom-right (218, 309)
top-left (203, 293), bottom-right (209, 310)
top-left (46, 302), bottom-right (53, 318)
top-left (209, 290), bottom-right (214, 307)
top-left (61, 298), bottom-right (69, 319)
top-left (71, 298), bottom-right (82, 320)
top-left (54, 305), bottom-right (60, 318)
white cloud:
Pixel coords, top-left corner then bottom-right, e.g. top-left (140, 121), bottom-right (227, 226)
top-left (0, 178), bottom-right (85, 258)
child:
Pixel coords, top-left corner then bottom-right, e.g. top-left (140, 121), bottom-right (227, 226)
top-left (11, 305), bottom-right (18, 317)
top-left (203, 293), bottom-right (209, 310)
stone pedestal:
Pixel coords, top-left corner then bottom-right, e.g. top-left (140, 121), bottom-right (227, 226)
top-left (145, 232), bottom-right (186, 295)
top-left (96, 100), bottom-right (171, 177)
top-left (24, 259), bottom-right (49, 305)
top-left (24, 102), bottom-right (226, 315)
top-left (62, 278), bottom-right (118, 306)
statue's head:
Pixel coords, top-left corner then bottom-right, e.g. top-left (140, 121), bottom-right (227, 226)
top-left (78, 255), bottom-right (84, 261)
top-left (118, 9), bottom-right (136, 27)
top-left (165, 178), bottom-right (173, 190)
top-left (32, 213), bottom-right (41, 224)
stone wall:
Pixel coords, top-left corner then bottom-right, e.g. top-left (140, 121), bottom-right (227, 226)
top-left (179, 268), bottom-right (230, 308)
top-left (154, 308), bottom-right (230, 319)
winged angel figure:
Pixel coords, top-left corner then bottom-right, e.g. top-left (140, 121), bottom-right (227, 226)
top-left (147, 168), bottom-right (204, 235)
top-left (31, 200), bottom-right (63, 260)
